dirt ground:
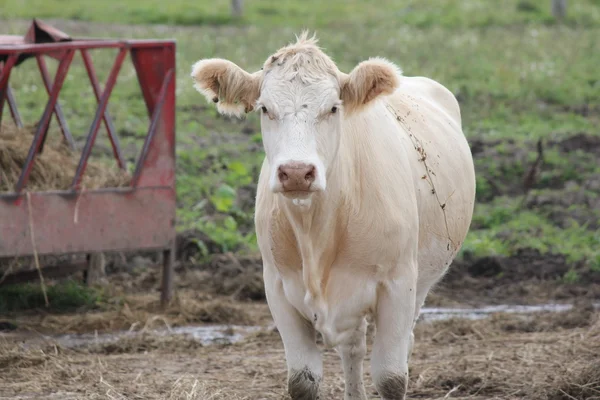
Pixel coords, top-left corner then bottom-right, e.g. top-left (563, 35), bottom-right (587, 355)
top-left (1, 254), bottom-right (599, 400)
top-left (0, 300), bottom-right (598, 400)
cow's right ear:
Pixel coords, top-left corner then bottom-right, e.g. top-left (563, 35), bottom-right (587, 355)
top-left (191, 59), bottom-right (261, 118)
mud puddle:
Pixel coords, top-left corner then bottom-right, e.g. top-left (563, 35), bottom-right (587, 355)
top-left (6, 303), bottom-right (597, 351)
top-left (5, 324), bottom-right (264, 351)
top-left (54, 324), bottom-right (264, 349)
top-left (419, 302), bottom-right (599, 321)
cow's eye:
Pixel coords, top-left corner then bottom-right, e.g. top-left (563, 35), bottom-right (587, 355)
top-left (261, 106), bottom-right (268, 113)
top-left (331, 106), bottom-right (338, 114)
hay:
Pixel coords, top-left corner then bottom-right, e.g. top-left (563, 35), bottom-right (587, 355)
top-left (83, 332), bottom-right (205, 355)
top-left (10, 290), bottom-right (263, 335)
top-left (0, 123), bottom-right (130, 192)
top-left (554, 361), bottom-right (600, 400)
top-left (408, 312), bottom-right (600, 400)
top-left (1, 310), bottom-right (599, 399)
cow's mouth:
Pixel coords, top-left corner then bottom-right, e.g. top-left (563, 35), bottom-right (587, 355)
top-left (280, 189), bottom-right (315, 200)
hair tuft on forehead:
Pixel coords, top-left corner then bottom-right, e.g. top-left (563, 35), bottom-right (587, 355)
top-left (294, 30), bottom-right (319, 47)
top-left (262, 31), bottom-right (339, 83)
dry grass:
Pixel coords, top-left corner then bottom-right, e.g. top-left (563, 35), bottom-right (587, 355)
top-left (0, 123), bottom-right (130, 192)
top-left (3, 264), bottom-right (598, 399)
top-left (169, 379), bottom-right (245, 400)
top-left (1, 308), bottom-right (598, 399)
top-left (83, 331), bottom-right (206, 355)
top-left (2, 266), bottom-right (598, 399)
top-left (554, 361), bottom-right (600, 400)
top-left (2, 264), bottom-right (272, 335)
top-left (408, 310), bottom-right (600, 399)
top-left (9, 290), bottom-right (268, 335)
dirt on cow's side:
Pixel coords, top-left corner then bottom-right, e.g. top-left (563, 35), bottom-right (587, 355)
top-left (1, 307), bottom-right (598, 400)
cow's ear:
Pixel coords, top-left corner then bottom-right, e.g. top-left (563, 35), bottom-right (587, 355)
top-left (340, 57), bottom-right (401, 115)
top-left (191, 58), bottom-right (262, 117)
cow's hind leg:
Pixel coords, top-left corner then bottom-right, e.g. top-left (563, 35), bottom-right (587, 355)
top-left (371, 260), bottom-right (417, 400)
top-left (338, 318), bottom-right (368, 400)
top-left (264, 266), bottom-right (322, 400)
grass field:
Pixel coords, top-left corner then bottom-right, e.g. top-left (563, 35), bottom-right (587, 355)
top-left (1, 0), bottom-right (599, 278)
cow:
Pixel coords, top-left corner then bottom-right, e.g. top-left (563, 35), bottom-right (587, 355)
top-left (191, 32), bottom-right (476, 400)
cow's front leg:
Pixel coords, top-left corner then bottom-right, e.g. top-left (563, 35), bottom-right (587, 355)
top-left (338, 318), bottom-right (368, 400)
top-left (371, 260), bottom-right (417, 400)
top-left (264, 265), bottom-right (322, 400)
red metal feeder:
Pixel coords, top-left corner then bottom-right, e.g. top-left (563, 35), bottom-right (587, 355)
top-left (0, 21), bottom-right (176, 305)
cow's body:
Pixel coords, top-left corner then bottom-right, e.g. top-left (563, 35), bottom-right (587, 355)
top-left (192, 32), bottom-right (475, 400)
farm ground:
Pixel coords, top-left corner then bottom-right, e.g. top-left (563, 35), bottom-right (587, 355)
top-left (1, 1), bottom-right (600, 398)
top-left (0, 258), bottom-right (599, 400)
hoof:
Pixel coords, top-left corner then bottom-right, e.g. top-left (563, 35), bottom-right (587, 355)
top-left (288, 368), bottom-right (321, 400)
top-left (376, 373), bottom-right (407, 400)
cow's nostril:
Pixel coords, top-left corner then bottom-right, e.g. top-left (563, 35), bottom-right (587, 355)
top-left (305, 168), bottom-right (316, 182)
top-left (278, 170), bottom-right (289, 182)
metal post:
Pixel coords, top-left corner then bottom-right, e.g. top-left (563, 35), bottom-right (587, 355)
top-left (5, 85), bottom-right (23, 128)
top-left (15, 50), bottom-right (75, 192)
top-left (71, 48), bottom-right (127, 189)
top-left (131, 69), bottom-right (173, 187)
top-left (231, 0), bottom-right (243, 18)
top-left (36, 55), bottom-right (75, 151)
top-left (0, 55), bottom-right (18, 127)
top-left (551, 0), bottom-right (567, 20)
top-left (80, 49), bottom-right (126, 169)
top-left (84, 253), bottom-right (106, 285)
top-left (161, 246), bottom-right (174, 307)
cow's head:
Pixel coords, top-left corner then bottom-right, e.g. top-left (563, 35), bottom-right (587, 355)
top-left (191, 32), bottom-right (400, 200)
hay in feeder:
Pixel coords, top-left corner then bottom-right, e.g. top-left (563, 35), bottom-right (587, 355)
top-left (0, 123), bottom-right (131, 192)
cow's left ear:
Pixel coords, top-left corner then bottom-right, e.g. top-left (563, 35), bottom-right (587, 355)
top-left (340, 57), bottom-right (401, 114)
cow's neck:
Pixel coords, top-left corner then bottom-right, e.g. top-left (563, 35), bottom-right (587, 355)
top-left (276, 129), bottom-right (355, 307)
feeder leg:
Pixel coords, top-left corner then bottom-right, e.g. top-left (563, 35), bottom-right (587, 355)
top-left (161, 247), bottom-right (174, 307)
top-left (84, 253), bottom-right (106, 285)
top-left (6, 85), bottom-right (23, 128)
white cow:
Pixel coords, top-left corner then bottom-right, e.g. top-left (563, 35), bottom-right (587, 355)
top-left (191, 32), bottom-right (476, 400)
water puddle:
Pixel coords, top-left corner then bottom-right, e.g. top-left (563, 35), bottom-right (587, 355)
top-left (418, 303), bottom-right (599, 322)
top-left (50, 324), bottom-right (263, 350)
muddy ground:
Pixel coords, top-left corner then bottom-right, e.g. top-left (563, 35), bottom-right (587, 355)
top-left (1, 248), bottom-right (599, 399)
top-left (0, 296), bottom-right (598, 400)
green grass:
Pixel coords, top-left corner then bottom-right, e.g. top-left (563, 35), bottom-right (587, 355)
top-left (1, 0), bottom-right (600, 28)
top-left (1, 0), bottom-right (599, 276)
top-left (462, 198), bottom-right (600, 269)
top-left (0, 280), bottom-right (101, 313)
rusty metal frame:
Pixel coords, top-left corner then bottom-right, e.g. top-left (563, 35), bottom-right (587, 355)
top-left (0, 39), bottom-right (177, 305)
top-left (36, 54), bottom-right (75, 151)
top-left (81, 49), bottom-right (125, 169)
top-left (5, 84), bottom-right (22, 128)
